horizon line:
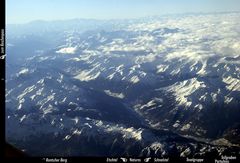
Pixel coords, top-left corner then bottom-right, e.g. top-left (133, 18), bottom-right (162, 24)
top-left (6, 10), bottom-right (240, 26)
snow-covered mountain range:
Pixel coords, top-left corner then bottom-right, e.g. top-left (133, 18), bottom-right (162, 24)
top-left (6, 12), bottom-right (240, 157)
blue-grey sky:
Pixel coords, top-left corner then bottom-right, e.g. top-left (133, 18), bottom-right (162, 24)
top-left (7, 0), bottom-right (240, 24)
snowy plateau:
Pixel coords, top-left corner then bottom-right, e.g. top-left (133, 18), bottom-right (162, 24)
top-left (6, 13), bottom-right (240, 157)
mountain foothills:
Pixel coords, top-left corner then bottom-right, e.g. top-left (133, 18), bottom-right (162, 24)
top-left (6, 13), bottom-right (240, 157)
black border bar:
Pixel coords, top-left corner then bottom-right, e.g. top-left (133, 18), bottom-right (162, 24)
top-left (1, 0), bottom-right (6, 160)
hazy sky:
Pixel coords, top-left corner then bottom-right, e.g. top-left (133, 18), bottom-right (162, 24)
top-left (7, 0), bottom-right (240, 24)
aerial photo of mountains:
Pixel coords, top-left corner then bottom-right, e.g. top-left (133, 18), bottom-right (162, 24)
top-left (5, 0), bottom-right (240, 161)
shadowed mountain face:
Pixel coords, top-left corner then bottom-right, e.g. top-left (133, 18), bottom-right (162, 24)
top-left (5, 143), bottom-right (27, 157)
top-left (6, 13), bottom-right (240, 157)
